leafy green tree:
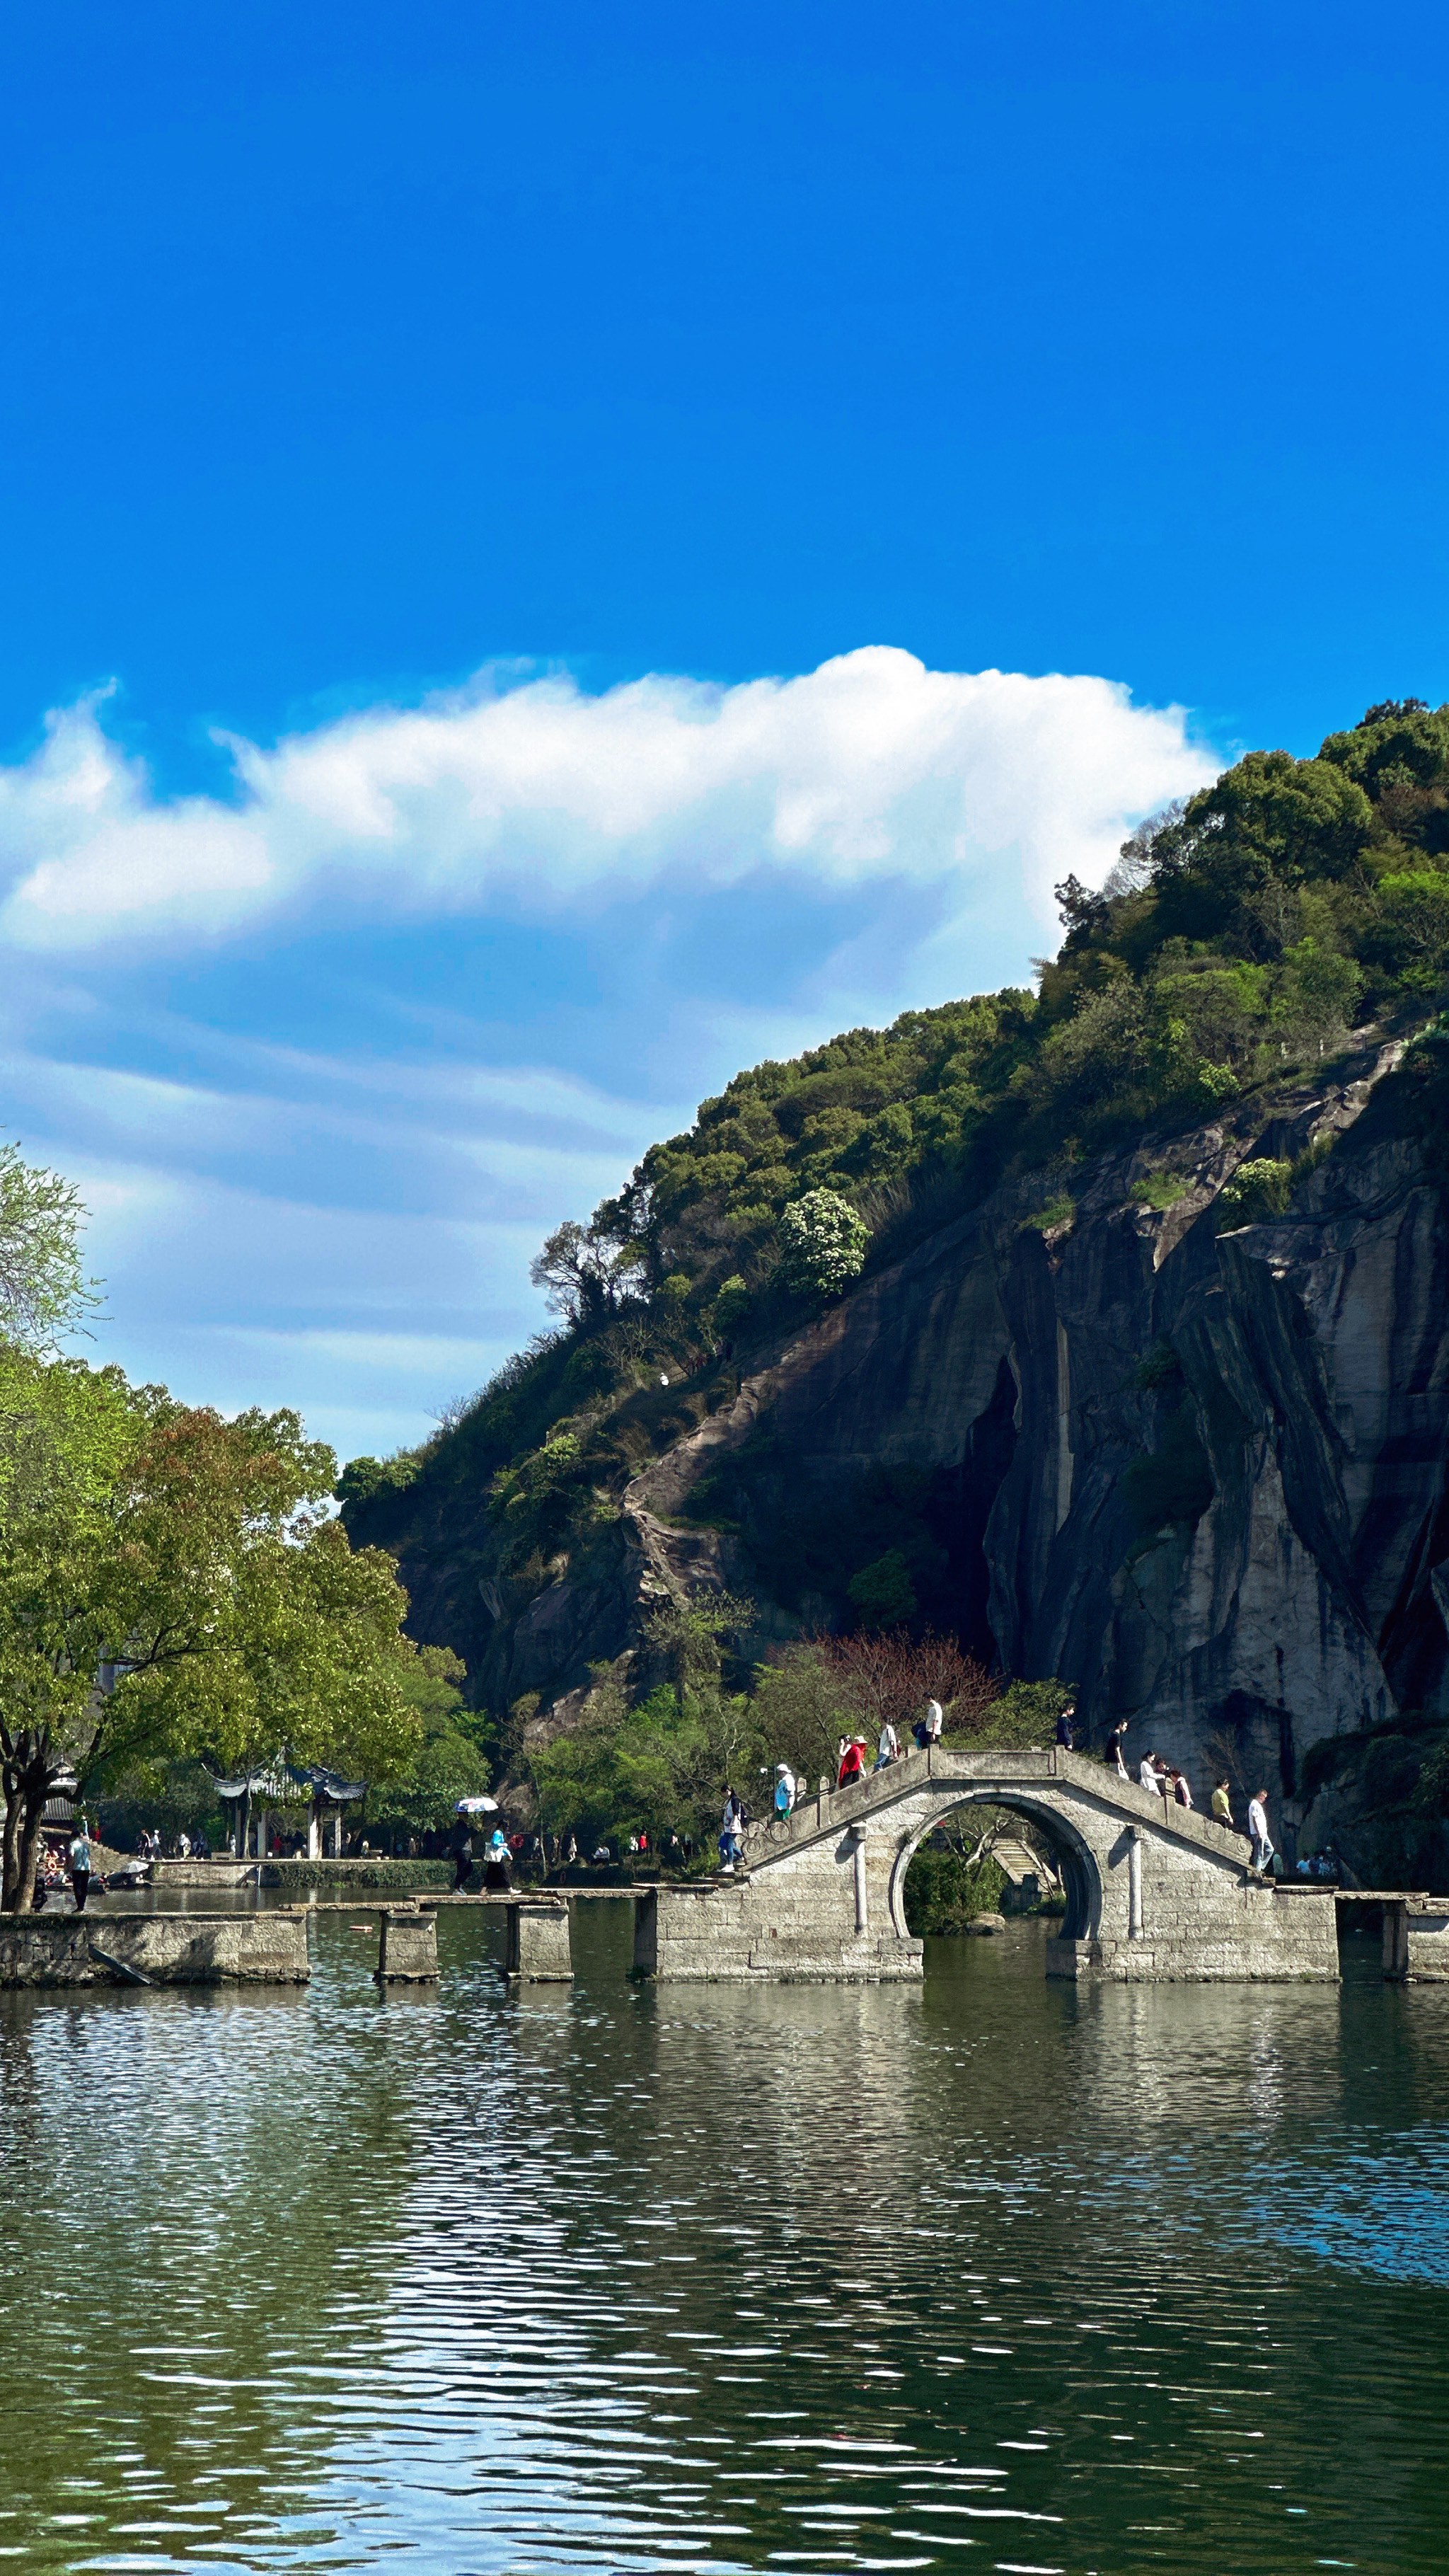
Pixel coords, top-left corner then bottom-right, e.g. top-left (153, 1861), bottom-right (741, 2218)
top-left (0, 1366), bottom-right (423, 1909)
top-left (532, 1676), bottom-right (763, 1853)
top-left (1361, 873), bottom-right (1449, 992)
top-left (1269, 939), bottom-right (1363, 1053)
top-left (751, 1643), bottom-right (858, 1786)
top-left (335, 1451), bottom-right (420, 1508)
top-left (710, 1275), bottom-right (751, 1335)
top-left (777, 1190), bottom-right (870, 1296)
top-left (530, 1214), bottom-right (646, 1324)
top-left (1151, 751), bottom-right (1375, 945)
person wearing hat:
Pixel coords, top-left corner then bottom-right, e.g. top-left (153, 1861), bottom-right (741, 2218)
top-left (773, 1763), bottom-right (797, 1819)
top-left (836, 1737), bottom-right (867, 1789)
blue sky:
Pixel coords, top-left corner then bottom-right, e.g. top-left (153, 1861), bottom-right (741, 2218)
top-left (2, 0), bottom-right (1447, 1460)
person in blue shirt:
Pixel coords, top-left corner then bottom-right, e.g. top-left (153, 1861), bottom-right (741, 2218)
top-left (69, 1827), bottom-right (94, 1912)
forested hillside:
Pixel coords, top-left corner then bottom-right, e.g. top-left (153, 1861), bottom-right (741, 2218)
top-left (339, 699), bottom-right (1449, 1878)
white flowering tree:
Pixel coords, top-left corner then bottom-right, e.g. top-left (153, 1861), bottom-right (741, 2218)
top-left (776, 1190), bottom-right (870, 1298)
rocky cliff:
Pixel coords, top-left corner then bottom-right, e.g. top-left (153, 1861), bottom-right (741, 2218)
top-left (373, 1031), bottom-right (1449, 1839)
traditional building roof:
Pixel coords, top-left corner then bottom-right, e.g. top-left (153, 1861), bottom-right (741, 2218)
top-left (208, 1761), bottom-right (366, 1804)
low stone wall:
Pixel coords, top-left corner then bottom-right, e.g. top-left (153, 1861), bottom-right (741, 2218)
top-left (0, 1909), bottom-right (311, 1988)
top-left (1090, 1880), bottom-right (1340, 1982)
top-left (151, 1858), bottom-right (255, 1889)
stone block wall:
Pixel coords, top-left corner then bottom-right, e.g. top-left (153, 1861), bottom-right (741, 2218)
top-left (0, 1909), bottom-right (311, 1987)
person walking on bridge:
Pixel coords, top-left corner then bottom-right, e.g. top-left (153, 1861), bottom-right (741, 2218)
top-left (1247, 1788), bottom-right (1276, 1878)
top-left (1211, 1776), bottom-right (1236, 1830)
top-left (773, 1763), bottom-right (797, 1820)
top-left (875, 1720), bottom-right (899, 1771)
top-left (1138, 1752), bottom-right (1166, 1794)
top-left (837, 1737), bottom-right (867, 1789)
top-left (1104, 1720), bottom-right (1129, 1780)
top-left (1055, 1702), bottom-right (1077, 1752)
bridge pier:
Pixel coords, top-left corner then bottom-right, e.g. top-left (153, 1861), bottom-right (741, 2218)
top-left (375, 1907), bottom-right (439, 1982)
top-left (505, 1899), bottom-right (574, 1982)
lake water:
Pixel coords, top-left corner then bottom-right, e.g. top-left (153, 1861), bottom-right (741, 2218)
top-left (1, 1905), bottom-right (1446, 2576)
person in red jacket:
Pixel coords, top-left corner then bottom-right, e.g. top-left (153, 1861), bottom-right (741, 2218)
top-left (837, 1737), bottom-right (867, 1788)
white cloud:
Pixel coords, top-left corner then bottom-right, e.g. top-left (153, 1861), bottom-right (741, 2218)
top-left (0, 650), bottom-right (1216, 958)
top-left (0, 647), bottom-right (1224, 1451)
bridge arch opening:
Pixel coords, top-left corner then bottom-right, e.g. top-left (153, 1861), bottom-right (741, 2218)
top-left (889, 1790), bottom-right (1102, 1948)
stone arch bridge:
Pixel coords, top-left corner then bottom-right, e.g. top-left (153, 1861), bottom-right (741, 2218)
top-left (632, 1745), bottom-right (1340, 1983)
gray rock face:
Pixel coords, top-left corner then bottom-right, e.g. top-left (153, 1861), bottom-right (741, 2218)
top-left (620, 1040), bottom-right (1449, 1805)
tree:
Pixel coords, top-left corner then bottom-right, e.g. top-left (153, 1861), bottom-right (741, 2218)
top-left (777, 1190), bottom-right (870, 1297)
top-left (814, 1629), bottom-right (997, 1737)
top-left (530, 1214), bottom-right (646, 1326)
top-left (0, 1369), bottom-right (424, 1909)
top-left (751, 1642), bottom-right (859, 1786)
top-left (641, 1590), bottom-right (753, 1701)
top-left (1269, 938), bottom-right (1363, 1054)
top-left (532, 1667), bottom-right (763, 1853)
top-left (0, 1142), bottom-right (100, 1350)
top-left (0, 1350), bottom-right (142, 1907)
top-left (751, 1631), bottom-right (998, 1781)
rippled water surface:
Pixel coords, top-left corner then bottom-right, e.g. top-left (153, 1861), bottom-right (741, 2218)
top-left (2, 1907), bottom-right (1447, 2575)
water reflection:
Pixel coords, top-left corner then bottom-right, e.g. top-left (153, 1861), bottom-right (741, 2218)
top-left (1, 1909), bottom-right (1447, 2573)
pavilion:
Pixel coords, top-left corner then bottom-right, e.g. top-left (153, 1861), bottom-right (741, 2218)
top-left (210, 1761), bottom-right (367, 1859)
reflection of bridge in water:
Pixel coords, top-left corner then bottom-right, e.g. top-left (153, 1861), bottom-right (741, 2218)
top-left (627, 1746), bottom-right (1449, 1986)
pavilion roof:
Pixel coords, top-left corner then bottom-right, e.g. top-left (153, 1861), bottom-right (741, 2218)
top-left (208, 1761), bottom-right (366, 1804)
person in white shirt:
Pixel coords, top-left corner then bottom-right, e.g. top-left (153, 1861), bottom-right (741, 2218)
top-left (875, 1722), bottom-right (899, 1771)
top-left (773, 1764), bottom-right (797, 1819)
top-left (1138, 1752), bottom-right (1165, 1794)
top-left (1247, 1790), bottom-right (1274, 1875)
